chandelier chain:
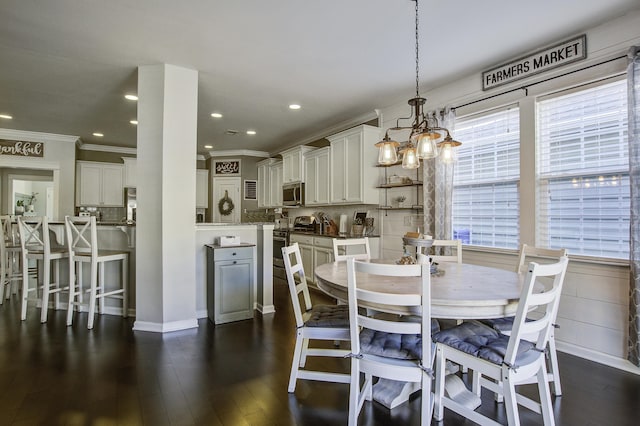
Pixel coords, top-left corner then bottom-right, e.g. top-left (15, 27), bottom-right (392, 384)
top-left (415, 0), bottom-right (420, 98)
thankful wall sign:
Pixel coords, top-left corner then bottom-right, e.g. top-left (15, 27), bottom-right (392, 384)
top-left (0, 139), bottom-right (44, 157)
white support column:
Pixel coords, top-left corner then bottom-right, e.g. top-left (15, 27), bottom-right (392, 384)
top-left (133, 64), bottom-right (199, 332)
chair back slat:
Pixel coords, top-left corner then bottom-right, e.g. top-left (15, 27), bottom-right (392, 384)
top-left (347, 259), bottom-right (430, 363)
top-left (431, 239), bottom-right (462, 263)
top-left (504, 256), bottom-right (569, 366)
top-left (516, 244), bottom-right (567, 274)
top-left (65, 216), bottom-right (98, 257)
top-left (282, 243), bottom-right (313, 328)
top-left (333, 237), bottom-right (371, 262)
top-left (17, 217), bottom-right (50, 255)
top-left (1, 215), bottom-right (18, 246)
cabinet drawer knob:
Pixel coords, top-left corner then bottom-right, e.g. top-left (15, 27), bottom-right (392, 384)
top-left (232, 252), bottom-right (237, 256)
top-left (233, 261), bottom-right (237, 264)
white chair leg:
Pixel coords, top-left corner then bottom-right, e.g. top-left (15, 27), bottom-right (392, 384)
top-left (503, 375), bottom-right (520, 426)
top-left (547, 335), bottom-right (562, 396)
top-left (67, 262), bottom-right (77, 326)
top-left (122, 256), bottom-right (128, 317)
top-left (40, 259), bottom-right (51, 323)
top-left (538, 363), bottom-right (556, 426)
top-left (348, 358), bottom-right (361, 426)
top-left (299, 338), bottom-right (310, 367)
top-left (20, 259), bottom-right (30, 321)
top-left (98, 262), bottom-right (105, 315)
top-left (434, 347), bottom-right (446, 422)
top-left (87, 263), bottom-right (98, 330)
top-left (288, 333), bottom-right (304, 393)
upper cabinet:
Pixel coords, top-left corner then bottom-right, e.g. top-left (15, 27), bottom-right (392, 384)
top-left (269, 161), bottom-right (283, 207)
top-left (122, 157), bottom-right (137, 188)
top-left (304, 147), bottom-right (330, 206)
top-left (328, 125), bottom-right (381, 205)
top-left (281, 146), bottom-right (316, 184)
top-left (76, 161), bottom-right (124, 207)
top-left (196, 169), bottom-right (209, 208)
top-left (257, 158), bottom-right (276, 208)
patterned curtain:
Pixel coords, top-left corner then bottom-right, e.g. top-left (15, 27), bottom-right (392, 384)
top-left (628, 45), bottom-right (640, 367)
top-left (423, 108), bottom-right (456, 255)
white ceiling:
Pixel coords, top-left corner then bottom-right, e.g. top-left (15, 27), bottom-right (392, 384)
top-left (1, 0), bottom-right (638, 156)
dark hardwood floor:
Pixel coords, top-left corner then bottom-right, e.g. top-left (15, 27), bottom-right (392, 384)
top-left (1, 281), bottom-right (640, 425)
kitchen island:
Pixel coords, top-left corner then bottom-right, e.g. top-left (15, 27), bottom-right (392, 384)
top-left (196, 223), bottom-right (274, 319)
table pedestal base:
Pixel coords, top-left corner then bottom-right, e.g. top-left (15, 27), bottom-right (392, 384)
top-left (372, 374), bottom-right (481, 411)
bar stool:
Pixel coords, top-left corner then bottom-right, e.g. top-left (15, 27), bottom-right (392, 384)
top-left (1, 215), bottom-right (36, 304)
top-left (65, 216), bottom-right (128, 329)
top-left (17, 216), bottom-right (70, 322)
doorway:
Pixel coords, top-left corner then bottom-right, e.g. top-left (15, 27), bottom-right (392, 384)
top-left (212, 177), bottom-right (241, 223)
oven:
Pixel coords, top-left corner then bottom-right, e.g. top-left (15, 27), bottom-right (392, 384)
top-left (273, 229), bottom-right (289, 282)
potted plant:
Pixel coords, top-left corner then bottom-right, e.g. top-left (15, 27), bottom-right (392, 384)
top-left (15, 200), bottom-right (24, 215)
top-left (397, 195), bottom-right (407, 208)
top-left (26, 192), bottom-right (38, 212)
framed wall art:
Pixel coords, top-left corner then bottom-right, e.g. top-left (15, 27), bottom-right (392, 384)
top-left (213, 159), bottom-right (241, 176)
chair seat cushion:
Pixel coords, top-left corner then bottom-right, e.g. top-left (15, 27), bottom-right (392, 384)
top-left (360, 328), bottom-right (431, 360)
top-left (479, 317), bottom-right (516, 332)
top-left (304, 304), bottom-right (350, 327)
top-left (433, 321), bottom-right (537, 366)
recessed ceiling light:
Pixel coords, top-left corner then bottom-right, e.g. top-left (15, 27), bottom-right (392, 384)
top-left (246, 130), bottom-right (256, 135)
top-left (211, 112), bottom-right (223, 118)
top-left (204, 145), bottom-right (213, 149)
top-left (289, 104), bottom-right (301, 110)
top-left (93, 132), bottom-right (104, 137)
top-left (130, 120), bottom-right (138, 125)
top-left (0, 114), bottom-right (12, 119)
top-left (125, 94), bottom-right (138, 101)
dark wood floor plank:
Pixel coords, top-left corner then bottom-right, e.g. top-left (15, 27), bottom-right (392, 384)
top-left (1, 281), bottom-right (640, 425)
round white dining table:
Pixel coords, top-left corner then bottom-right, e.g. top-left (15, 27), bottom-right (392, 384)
top-left (315, 260), bottom-right (537, 320)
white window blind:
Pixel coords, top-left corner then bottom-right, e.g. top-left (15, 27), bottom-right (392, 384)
top-left (537, 79), bottom-right (629, 258)
top-left (452, 106), bottom-right (520, 248)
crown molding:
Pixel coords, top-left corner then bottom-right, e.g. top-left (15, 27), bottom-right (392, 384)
top-left (0, 128), bottom-right (79, 144)
top-left (78, 143), bottom-right (137, 155)
top-left (275, 110), bottom-right (380, 153)
top-left (207, 149), bottom-right (270, 159)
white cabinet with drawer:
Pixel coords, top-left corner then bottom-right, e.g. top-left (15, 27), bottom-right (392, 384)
top-left (206, 245), bottom-right (255, 324)
top-left (76, 161), bottom-right (124, 207)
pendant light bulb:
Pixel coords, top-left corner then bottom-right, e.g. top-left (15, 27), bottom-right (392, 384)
top-left (401, 146), bottom-right (420, 169)
top-left (439, 142), bottom-right (456, 164)
top-left (375, 135), bottom-right (400, 165)
top-left (414, 132), bottom-right (439, 159)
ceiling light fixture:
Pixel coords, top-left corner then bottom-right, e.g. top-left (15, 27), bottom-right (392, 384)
top-left (124, 94), bottom-right (138, 101)
top-left (204, 145), bottom-right (213, 149)
top-left (93, 132), bottom-right (104, 137)
top-left (0, 114), bottom-right (12, 119)
top-left (211, 112), bottom-right (223, 118)
top-left (130, 120), bottom-right (138, 125)
top-left (376, 0), bottom-right (461, 168)
top-left (246, 130), bottom-right (256, 135)
top-left (289, 104), bottom-right (301, 110)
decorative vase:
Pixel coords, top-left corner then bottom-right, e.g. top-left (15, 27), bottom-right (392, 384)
top-left (26, 204), bottom-right (35, 212)
top-left (15, 206), bottom-right (24, 215)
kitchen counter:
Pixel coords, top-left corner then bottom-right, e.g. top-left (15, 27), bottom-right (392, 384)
top-left (290, 230), bottom-right (380, 239)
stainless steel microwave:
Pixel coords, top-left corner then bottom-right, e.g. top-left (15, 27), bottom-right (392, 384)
top-left (283, 182), bottom-right (304, 206)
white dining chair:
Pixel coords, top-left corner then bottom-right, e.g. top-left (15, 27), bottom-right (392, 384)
top-left (17, 216), bottom-right (70, 322)
top-left (431, 239), bottom-right (462, 263)
top-left (282, 243), bottom-right (351, 392)
top-left (65, 216), bottom-right (129, 329)
top-left (480, 243), bottom-right (568, 397)
top-left (332, 237), bottom-right (371, 261)
top-left (1, 215), bottom-right (37, 304)
top-left (345, 258), bottom-right (433, 426)
top-left (433, 256), bottom-right (569, 426)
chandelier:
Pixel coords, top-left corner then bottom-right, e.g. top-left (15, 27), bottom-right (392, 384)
top-left (375, 0), bottom-right (461, 169)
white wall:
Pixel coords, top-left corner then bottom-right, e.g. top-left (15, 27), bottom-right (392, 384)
top-left (378, 10), bottom-right (640, 372)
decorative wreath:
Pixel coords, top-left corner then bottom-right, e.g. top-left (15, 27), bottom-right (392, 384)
top-left (218, 190), bottom-right (234, 216)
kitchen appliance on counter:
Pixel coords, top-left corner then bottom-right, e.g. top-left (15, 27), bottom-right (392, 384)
top-left (293, 215), bottom-right (315, 232)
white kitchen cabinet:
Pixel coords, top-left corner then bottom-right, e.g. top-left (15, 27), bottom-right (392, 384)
top-left (76, 161), bottom-right (124, 207)
top-left (257, 158), bottom-right (277, 208)
top-left (122, 157), bottom-right (137, 188)
top-left (281, 145), bottom-right (315, 184)
top-left (328, 124), bottom-right (381, 205)
top-left (269, 161), bottom-right (283, 207)
top-left (304, 147), bottom-right (330, 206)
top-left (196, 169), bottom-right (209, 208)
top-left (206, 245), bottom-right (255, 324)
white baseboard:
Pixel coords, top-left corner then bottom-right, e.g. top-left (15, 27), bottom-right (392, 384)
top-left (132, 318), bottom-right (199, 333)
top-left (556, 341), bottom-right (640, 375)
top-left (257, 304), bottom-right (276, 315)
top-left (196, 309), bottom-right (208, 319)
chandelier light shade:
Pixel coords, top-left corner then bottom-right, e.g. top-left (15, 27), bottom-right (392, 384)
top-left (375, 133), bottom-right (400, 164)
top-left (375, 0), bottom-right (461, 169)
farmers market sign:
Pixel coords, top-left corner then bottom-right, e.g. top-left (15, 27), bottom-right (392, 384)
top-left (0, 139), bottom-right (44, 157)
top-left (482, 34), bottom-right (586, 90)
